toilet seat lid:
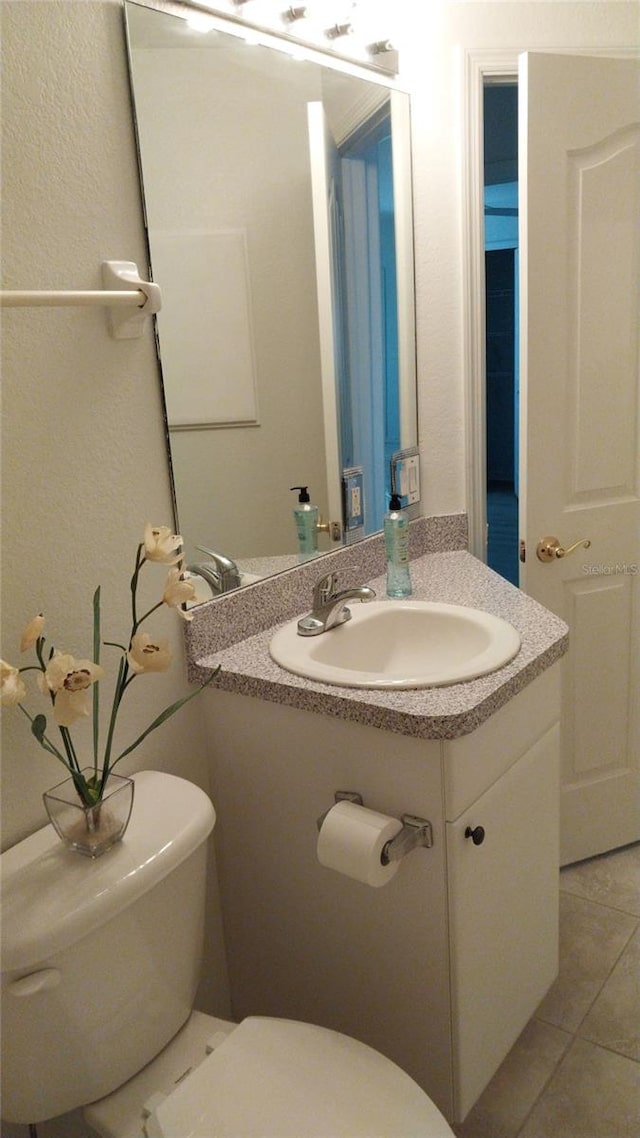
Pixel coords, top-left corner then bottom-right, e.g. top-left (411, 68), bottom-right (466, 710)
top-left (146, 1016), bottom-right (453, 1138)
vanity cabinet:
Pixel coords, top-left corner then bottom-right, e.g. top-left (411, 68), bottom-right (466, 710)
top-left (203, 664), bottom-right (560, 1123)
top-left (446, 724), bottom-right (559, 1117)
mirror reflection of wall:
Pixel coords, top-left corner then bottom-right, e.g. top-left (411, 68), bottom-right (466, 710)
top-left (125, 1), bottom-right (417, 593)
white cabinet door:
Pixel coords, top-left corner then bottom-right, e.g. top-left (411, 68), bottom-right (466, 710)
top-left (446, 724), bottom-right (560, 1121)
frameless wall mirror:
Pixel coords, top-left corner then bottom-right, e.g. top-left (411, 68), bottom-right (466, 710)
top-left (124, 0), bottom-right (418, 600)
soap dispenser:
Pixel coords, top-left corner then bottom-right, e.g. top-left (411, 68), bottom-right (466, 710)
top-left (290, 486), bottom-right (319, 560)
top-left (384, 493), bottom-right (412, 598)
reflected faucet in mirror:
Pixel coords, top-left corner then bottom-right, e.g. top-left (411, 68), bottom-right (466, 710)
top-left (124, 0), bottom-right (418, 602)
top-left (187, 546), bottom-right (241, 596)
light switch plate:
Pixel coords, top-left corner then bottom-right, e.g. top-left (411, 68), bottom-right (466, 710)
top-left (391, 448), bottom-right (421, 506)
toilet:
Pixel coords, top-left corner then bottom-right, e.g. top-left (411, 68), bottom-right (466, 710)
top-left (1, 770), bottom-right (454, 1137)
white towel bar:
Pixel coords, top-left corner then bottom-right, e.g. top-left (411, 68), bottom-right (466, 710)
top-left (1, 290), bottom-right (144, 307)
top-left (0, 261), bottom-right (162, 339)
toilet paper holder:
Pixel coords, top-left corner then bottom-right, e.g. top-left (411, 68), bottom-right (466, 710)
top-left (317, 791), bottom-right (433, 865)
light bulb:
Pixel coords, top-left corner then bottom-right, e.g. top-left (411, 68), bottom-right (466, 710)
top-left (185, 12), bottom-right (218, 33)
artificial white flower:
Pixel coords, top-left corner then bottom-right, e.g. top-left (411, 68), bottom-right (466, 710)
top-left (52, 687), bottom-right (93, 726)
top-left (0, 660), bottom-right (27, 706)
top-left (143, 524), bottom-right (183, 565)
top-left (39, 652), bottom-right (104, 695)
top-left (20, 614), bottom-right (44, 653)
top-left (2, 526), bottom-right (215, 809)
top-left (162, 568), bottom-right (196, 621)
top-left (127, 632), bottom-right (172, 674)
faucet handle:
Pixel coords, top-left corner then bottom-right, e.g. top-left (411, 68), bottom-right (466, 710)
top-left (195, 544), bottom-right (222, 560)
top-left (313, 571), bottom-right (339, 607)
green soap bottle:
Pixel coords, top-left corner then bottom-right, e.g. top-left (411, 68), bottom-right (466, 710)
top-left (290, 486), bottom-right (319, 561)
top-left (384, 494), bottom-right (412, 598)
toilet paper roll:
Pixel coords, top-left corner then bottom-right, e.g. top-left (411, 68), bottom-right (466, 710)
top-left (317, 801), bottom-right (404, 887)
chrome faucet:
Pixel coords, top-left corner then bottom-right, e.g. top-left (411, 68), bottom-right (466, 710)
top-left (187, 545), bottom-right (241, 595)
top-left (297, 571), bottom-right (376, 636)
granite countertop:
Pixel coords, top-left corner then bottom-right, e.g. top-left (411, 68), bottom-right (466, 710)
top-left (190, 550), bottom-right (569, 740)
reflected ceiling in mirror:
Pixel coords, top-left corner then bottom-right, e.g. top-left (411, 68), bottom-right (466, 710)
top-left (125, 1), bottom-right (417, 603)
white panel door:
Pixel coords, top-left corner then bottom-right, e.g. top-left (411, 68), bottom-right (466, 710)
top-left (519, 52), bottom-right (640, 864)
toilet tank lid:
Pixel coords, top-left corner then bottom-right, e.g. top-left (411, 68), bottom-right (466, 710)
top-left (0, 771), bottom-right (215, 972)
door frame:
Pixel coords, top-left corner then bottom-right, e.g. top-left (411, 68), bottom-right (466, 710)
top-left (463, 49), bottom-right (518, 566)
top-left (463, 46), bottom-right (640, 567)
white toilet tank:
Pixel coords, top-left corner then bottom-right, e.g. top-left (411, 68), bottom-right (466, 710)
top-left (0, 770), bottom-right (215, 1124)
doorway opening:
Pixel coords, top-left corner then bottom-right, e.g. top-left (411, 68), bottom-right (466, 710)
top-left (483, 83), bottom-right (519, 585)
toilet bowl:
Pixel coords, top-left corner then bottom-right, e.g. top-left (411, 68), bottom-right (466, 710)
top-left (0, 771), bottom-right (454, 1136)
top-left (85, 1010), bottom-right (454, 1137)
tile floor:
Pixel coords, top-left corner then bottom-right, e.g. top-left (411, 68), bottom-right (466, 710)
top-left (452, 842), bottom-right (640, 1138)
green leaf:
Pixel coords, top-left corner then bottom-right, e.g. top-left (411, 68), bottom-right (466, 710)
top-left (31, 714), bottom-right (48, 744)
top-left (83, 773), bottom-right (103, 805)
top-left (18, 705), bottom-right (67, 764)
top-left (70, 769), bottom-right (100, 807)
top-left (112, 669), bottom-right (220, 767)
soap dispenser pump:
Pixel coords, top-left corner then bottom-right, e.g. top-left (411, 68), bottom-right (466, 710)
top-left (384, 493), bottom-right (412, 598)
top-left (290, 485), bottom-right (319, 560)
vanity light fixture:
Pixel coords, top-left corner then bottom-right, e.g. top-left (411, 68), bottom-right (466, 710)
top-left (185, 11), bottom-right (219, 31)
top-left (325, 22), bottom-right (353, 40)
top-left (182, 0), bottom-right (398, 73)
top-left (283, 5), bottom-right (308, 22)
top-left (368, 38), bottom-right (394, 55)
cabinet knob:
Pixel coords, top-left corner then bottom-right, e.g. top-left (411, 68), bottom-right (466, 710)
top-left (464, 825), bottom-right (485, 846)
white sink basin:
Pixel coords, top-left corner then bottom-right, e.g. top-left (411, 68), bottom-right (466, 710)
top-left (269, 601), bottom-right (521, 689)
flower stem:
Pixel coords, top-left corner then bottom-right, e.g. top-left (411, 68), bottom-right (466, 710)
top-left (59, 726), bottom-right (81, 774)
top-left (93, 586), bottom-right (101, 780)
top-left (130, 544), bottom-right (145, 632)
top-left (135, 600), bottom-right (163, 629)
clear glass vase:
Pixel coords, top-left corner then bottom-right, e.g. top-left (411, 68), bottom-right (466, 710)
top-left (43, 769), bottom-right (134, 858)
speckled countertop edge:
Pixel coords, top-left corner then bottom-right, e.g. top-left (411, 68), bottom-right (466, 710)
top-left (186, 531), bottom-right (569, 740)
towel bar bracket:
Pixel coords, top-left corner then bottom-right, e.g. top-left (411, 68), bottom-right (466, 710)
top-left (0, 260), bottom-right (162, 340)
top-left (101, 260), bottom-right (162, 339)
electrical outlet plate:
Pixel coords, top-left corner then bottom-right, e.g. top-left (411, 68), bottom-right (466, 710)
top-left (342, 466), bottom-right (365, 539)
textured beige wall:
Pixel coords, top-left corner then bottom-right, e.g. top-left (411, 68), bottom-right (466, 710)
top-left (1, 1), bottom-right (231, 1048)
top-left (0, 0), bottom-right (215, 845)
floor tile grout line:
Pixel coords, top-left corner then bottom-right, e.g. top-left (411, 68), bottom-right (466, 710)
top-left (575, 1027), bottom-right (640, 1065)
top-left (534, 916), bottom-right (638, 1042)
top-left (512, 1032), bottom-right (578, 1138)
top-left (513, 1036), bottom-right (640, 1138)
top-left (558, 886), bottom-right (640, 921)
top-left (585, 914), bottom-right (640, 1006)
top-left (515, 897), bottom-right (639, 1133)
top-left (461, 848), bottom-right (640, 1136)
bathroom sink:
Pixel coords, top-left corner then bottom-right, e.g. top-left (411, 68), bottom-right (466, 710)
top-left (269, 601), bottom-right (521, 689)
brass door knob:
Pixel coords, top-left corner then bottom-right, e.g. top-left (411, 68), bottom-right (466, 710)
top-left (316, 518), bottom-right (342, 541)
top-left (536, 536), bottom-right (591, 562)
